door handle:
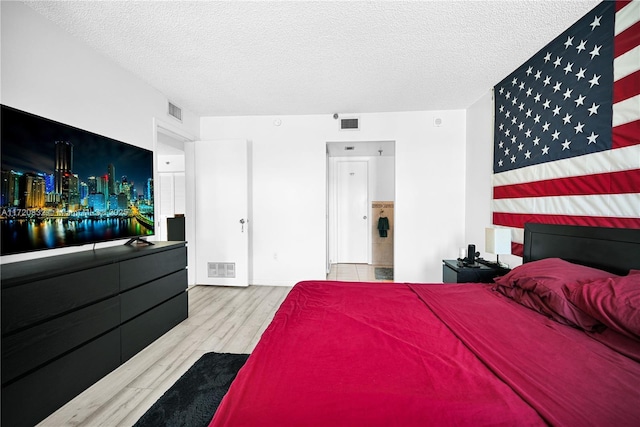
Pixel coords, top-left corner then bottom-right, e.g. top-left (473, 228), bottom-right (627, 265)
top-left (239, 218), bottom-right (247, 232)
top-left (363, 216), bottom-right (367, 220)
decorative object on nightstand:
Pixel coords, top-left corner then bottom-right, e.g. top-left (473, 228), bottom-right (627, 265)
top-left (485, 227), bottom-right (512, 267)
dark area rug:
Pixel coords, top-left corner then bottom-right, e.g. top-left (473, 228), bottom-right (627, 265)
top-left (375, 267), bottom-right (394, 280)
top-left (134, 352), bottom-right (249, 427)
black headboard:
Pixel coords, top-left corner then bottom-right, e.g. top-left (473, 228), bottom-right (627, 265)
top-left (523, 223), bottom-right (640, 275)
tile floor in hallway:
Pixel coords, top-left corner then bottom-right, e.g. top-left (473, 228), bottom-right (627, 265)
top-left (326, 263), bottom-right (394, 282)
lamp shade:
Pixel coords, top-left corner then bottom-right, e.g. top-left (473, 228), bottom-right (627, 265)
top-left (485, 228), bottom-right (511, 255)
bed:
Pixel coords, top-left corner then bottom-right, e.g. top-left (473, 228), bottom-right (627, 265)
top-left (210, 223), bottom-right (640, 426)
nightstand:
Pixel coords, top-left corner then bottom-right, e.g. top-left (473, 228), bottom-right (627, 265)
top-left (442, 259), bottom-right (510, 283)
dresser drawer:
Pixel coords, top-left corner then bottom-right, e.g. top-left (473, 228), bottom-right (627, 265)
top-left (2, 296), bottom-right (120, 385)
top-left (1, 329), bottom-right (120, 427)
top-left (1, 264), bottom-right (119, 334)
top-left (121, 292), bottom-right (188, 362)
top-left (119, 246), bottom-right (187, 291)
top-left (121, 269), bottom-right (187, 322)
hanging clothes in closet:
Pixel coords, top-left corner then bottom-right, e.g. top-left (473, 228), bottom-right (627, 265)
top-left (377, 213), bottom-right (390, 238)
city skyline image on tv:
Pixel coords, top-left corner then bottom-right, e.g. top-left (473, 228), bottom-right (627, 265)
top-left (1, 105), bottom-right (154, 255)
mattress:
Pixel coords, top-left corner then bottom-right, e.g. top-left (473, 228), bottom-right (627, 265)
top-left (209, 280), bottom-right (640, 425)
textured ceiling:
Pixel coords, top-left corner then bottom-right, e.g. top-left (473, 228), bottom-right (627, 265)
top-left (24, 0), bottom-right (601, 117)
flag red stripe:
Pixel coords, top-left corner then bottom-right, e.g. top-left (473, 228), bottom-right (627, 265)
top-left (613, 69), bottom-right (640, 103)
top-left (612, 119), bottom-right (640, 148)
top-left (614, 20), bottom-right (640, 58)
top-left (493, 169), bottom-right (640, 199)
top-left (615, 1), bottom-right (633, 13)
top-left (493, 212), bottom-right (640, 230)
top-left (512, 242), bottom-right (524, 257)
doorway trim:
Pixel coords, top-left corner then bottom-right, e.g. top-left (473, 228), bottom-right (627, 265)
top-left (326, 140), bottom-right (395, 274)
top-left (153, 117), bottom-right (196, 284)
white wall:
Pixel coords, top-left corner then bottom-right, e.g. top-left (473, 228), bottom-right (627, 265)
top-left (465, 91), bottom-right (521, 268)
top-left (1, 2), bottom-right (470, 280)
top-left (201, 110), bottom-right (466, 285)
top-left (371, 156), bottom-right (395, 201)
top-left (1, 2), bottom-right (200, 264)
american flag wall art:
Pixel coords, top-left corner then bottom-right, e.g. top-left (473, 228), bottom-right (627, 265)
top-left (492, 0), bottom-right (640, 256)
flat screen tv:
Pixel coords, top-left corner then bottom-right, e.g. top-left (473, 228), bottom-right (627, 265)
top-left (1, 105), bottom-right (154, 256)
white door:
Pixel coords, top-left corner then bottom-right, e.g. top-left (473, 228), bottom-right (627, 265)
top-left (194, 140), bottom-right (249, 286)
top-left (336, 161), bottom-right (368, 263)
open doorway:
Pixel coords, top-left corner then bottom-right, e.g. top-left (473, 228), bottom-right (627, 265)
top-left (156, 131), bottom-right (186, 240)
top-left (154, 119), bottom-right (195, 284)
top-left (326, 141), bottom-right (395, 281)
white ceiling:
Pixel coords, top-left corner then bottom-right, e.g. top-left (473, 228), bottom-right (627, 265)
top-left (24, 0), bottom-right (600, 118)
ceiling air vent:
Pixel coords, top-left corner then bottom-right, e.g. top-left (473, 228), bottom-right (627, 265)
top-left (168, 101), bottom-right (183, 122)
top-left (340, 117), bottom-right (359, 131)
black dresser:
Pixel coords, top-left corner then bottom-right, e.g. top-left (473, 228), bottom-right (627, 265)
top-left (1, 241), bottom-right (188, 427)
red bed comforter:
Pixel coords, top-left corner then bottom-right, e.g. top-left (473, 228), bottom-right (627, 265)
top-left (210, 281), bottom-right (640, 426)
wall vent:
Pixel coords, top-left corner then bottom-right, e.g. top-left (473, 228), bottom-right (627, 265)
top-left (207, 262), bottom-right (236, 278)
top-left (340, 117), bottom-right (359, 130)
top-left (168, 101), bottom-right (183, 122)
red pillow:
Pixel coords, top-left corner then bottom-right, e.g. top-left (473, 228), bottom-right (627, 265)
top-left (570, 274), bottom-right (640, 340)
top-left (493, 258), bottom-right (618, 330)
top-left (494, 258), bottom-right (618, 291)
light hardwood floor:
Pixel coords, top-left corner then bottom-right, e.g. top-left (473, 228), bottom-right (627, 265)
top-left (37, 285), bottom-right (291, 427)
top-left (326, 263), bottom-right (394, 282)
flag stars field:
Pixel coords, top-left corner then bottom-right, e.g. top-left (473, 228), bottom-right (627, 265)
top-left (491, 0), bottom-right (640, 256)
